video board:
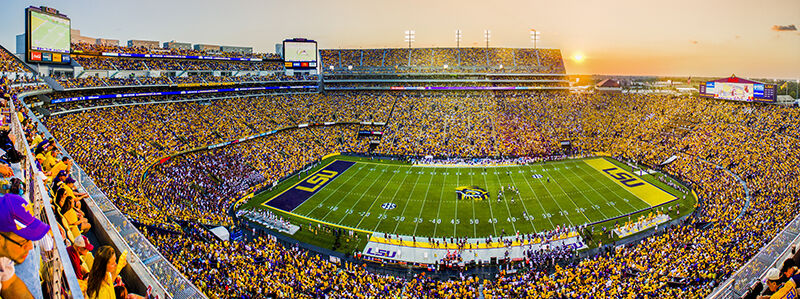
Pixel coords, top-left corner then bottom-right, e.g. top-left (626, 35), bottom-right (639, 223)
top-left (283, 39), bottom-right (317, 69)
top-left (26, 6), bottom-right (71, 64)
top-left (699, 81), bottom-right (776, 102)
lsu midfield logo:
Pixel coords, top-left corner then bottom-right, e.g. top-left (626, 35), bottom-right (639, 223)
top-left (602, 167), bottom-right (644, 187)
top-left (455, 186), bottom-right (489, 200)
top-left (296, 170), bottom-right (338, 192)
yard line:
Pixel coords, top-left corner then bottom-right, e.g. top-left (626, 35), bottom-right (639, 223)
top-left (355, 166), bottom-right (403, 228)
top-left (301, 165), bottom-right (370, 215)
top-left (492, 171), bottom-right (518, 234)
top-left (481, 171), bottom-right (499, 236)
top-left (505, 171), bottom-right (537, 232)
top-left (432, 168), bottom-right (448, 237)
top-left (573, 161), bottom-right (642, 212)
top-left (526, 165), bottom-right (577, 226)
top-left (549, 162), bottom-right (614, 219)
top-left (391, 172), bottom-right (423, 234)
top-left (333, 165), bottom-right (391, 224)
top-left (469, 168), bottom-right (477, 238)
top-left (517, 166), bottom-right (555, 230)
top-left (454, 170), bottom-right (459, 237)
top-left (412, 171), bottom-right (437, 236)
top-left (538, 164), bottom-right (590, 223)
top-left (318, 165), bottom-right (380, 222)
top-left (371, 166), bottom-right (413, 231)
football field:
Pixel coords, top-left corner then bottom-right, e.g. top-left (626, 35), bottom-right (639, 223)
top-left (249, 156), bottom-right (685, 239)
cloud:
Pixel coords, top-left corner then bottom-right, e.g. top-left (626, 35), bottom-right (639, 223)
top-left (771, 24), bottom-right (797, 31)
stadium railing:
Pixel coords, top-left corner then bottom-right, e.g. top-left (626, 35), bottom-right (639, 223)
top-left (8, 99), bottom-right (84, 298)
top-left (16, 96), bottom-right (208, 299)
top-left (707, 213), bottom-right (800, 298)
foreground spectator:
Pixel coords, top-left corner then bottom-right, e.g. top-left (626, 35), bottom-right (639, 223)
top-left (0, 192), bottom-right (51, 299)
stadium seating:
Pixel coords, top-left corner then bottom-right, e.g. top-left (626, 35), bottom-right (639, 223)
top-left (321, 48), bottom-right (566, 74)
top-left (6, 40), bottom-right (800, 297)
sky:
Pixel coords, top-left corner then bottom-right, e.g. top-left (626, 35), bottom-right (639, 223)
top-left (1, 0), bottom-right (798, 78)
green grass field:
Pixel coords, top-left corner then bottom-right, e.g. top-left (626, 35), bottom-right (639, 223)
top-left (243, 155), bottom-right (693, 242)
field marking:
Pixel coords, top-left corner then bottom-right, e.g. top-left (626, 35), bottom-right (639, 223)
top-left (454, 170), bottom-right (459, 237)
top-left (412, 171), bottom-right (436, 236)
top-left (469, 169), bottom-right (477, 238)
top-left (506, 171), bottom-right (538, 232)
top-left (492, 171), bottom-right (518, 234)
top-left (334, 164), bottom-right (388, 225)
top-left (481, 171), bottom-right (499, 236)
top-left (584, 158), bottom-right (677, 207)
top-left (432, 167), bottom-right (447, 237)
top-left (527, 165), bottom-right (577, 226)
top-left (572, 160), bottom-right (646, 213)
top-left (299, 164), bottom-right (369, 215)
top-left (539, 164), bottom-right (591, 223)
top-left (262, 160), bottom-right (338, 206)
top-left (549, 161), bottom-right (614, 221)
top-left (355, 166), bottom-right (403, 228)
top-left (515, 166), bottom-right (555, 231)
top-left (391, 173), bottom-right (424, 235)
top-left (371, 165), bottom-right (413, 231)
top-left (315, 166), bottom-right (376, 222)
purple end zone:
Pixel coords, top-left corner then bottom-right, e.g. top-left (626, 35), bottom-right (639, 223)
top-left (265, 160), bottom-right (356, 212)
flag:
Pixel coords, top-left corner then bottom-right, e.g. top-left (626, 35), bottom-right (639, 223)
top-left (781, 82), bottom-right (789, 89)
top-left (687, 77), bottom-right (691, 85)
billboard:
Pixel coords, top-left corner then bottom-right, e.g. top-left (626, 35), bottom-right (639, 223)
top-left (26, 6), bottom-right (71, 64)
top-left (283, 39), bottom-right (317, 69)
top-left (699, 79), bottom-right (776, 103)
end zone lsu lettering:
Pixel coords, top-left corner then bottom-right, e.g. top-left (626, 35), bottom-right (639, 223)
top-left (264, 160), bottom-right (355, 211)
top-left (584, 158), bottom-right (676, 206)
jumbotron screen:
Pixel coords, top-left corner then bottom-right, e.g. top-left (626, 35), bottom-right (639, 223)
top-left (283, 39), bottom-right (317, 69)
top-left (26, 6), bottom-right (71, 64)
top-left (699, 81), bottom-right (776, 102)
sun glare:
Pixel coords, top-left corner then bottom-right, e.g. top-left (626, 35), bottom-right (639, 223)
top-left (572, 53), bottom-right (585, 63)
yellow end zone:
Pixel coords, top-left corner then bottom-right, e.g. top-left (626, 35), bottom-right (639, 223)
top-left (584, 158), bottom-right (676, 206)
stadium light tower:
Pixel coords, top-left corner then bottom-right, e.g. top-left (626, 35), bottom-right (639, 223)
top-left (484, 30), bottom-right (491, 49)
top-left (456, 30), bottom-right (462, 48)
top-left (405, 30), bottom-right (415, 67)
top-left (530, 29), bottom-right (541, 49)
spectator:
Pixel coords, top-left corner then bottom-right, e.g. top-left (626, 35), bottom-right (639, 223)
top-left (85, 246), bottom-right (142, 299)
top-left (0, 192), bottom-right (51, 299)
top-left (67, 235), bottom-right (94, 281)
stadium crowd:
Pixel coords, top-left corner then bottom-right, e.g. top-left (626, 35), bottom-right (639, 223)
top-left (34, 86), bottom-right (800, 298)
top-left (3, 37), bottom-right (799, 297)
top-left (321, 48), bottom-right (566, 74)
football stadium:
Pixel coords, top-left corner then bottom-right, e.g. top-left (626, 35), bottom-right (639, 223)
top-left (0, 1), bottom-right (798, 299)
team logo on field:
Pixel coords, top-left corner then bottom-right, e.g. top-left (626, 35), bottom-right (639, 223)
top-left (455, 186), bottom-right (489, 200)
top-left (381, 203), bottom-right (397, 210)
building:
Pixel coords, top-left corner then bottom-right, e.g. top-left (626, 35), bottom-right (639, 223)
top-left (163, 41), bottom-right (192, 50)
top-left (220, 45), bottom-right (253, 55)
top-left (128, 40), bottom-right (160, 49)
top-left (595, 79), bottom-right (622, 94)
top-left (95, 38), bottom-right (119, 47)
top-left (70, 29), bottom-right (95, 45)
top-left (194, 44), bottom-right (221, 52)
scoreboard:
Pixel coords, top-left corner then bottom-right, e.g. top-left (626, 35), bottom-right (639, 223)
top-left (26, 6), bottom-right (71, 64)
top-left (699, 80), bottom-right (776, 103)
top-left (283, 38), bottom-right (317, 69)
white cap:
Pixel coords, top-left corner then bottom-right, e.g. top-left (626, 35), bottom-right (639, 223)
top-left (767, 268), bottom-right (781, 281)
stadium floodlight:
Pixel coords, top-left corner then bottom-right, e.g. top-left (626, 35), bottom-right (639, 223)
top-left (455, 30), bottom-right (462, 48)
top-left (484, 30), bottom-right (491, 48)
top-left (405, 30), bottom-right (415, 66)
top-left (530, 29), bottom-right (541, 49)
top-left (404, 30), bottom-right (415, 48)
